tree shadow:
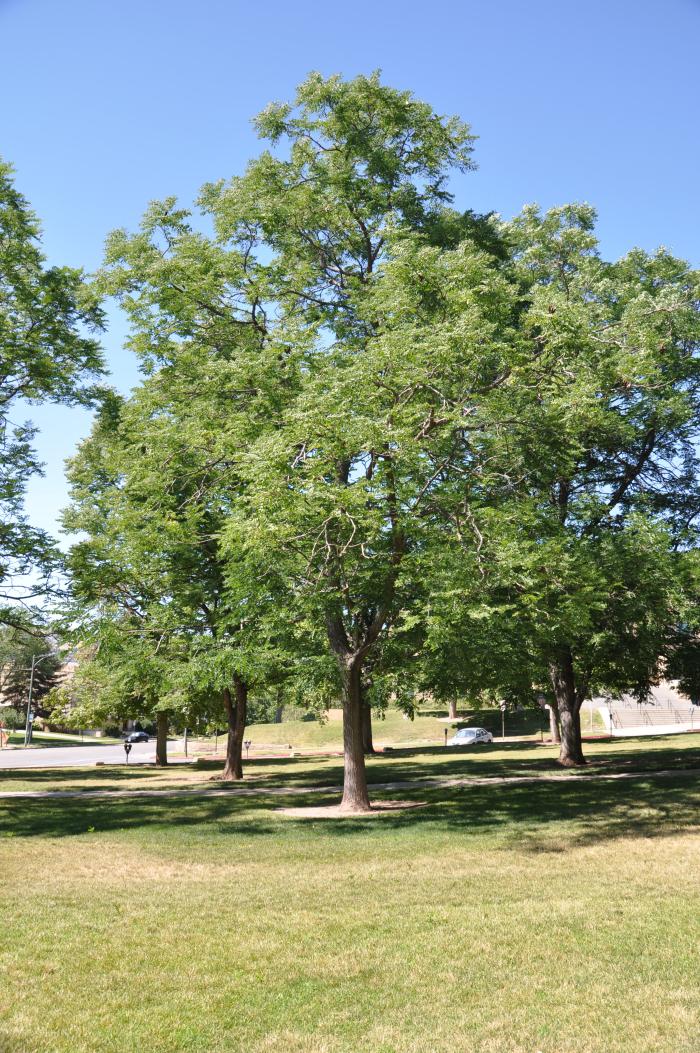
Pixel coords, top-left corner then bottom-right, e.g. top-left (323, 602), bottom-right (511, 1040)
top-left (0, 765), bottom-right (178, 787)
top-left (282, 772), bottom-right (700, 852)
top-left (2, 767), bottom-right (698, 853)
top-left (0, 791), bottom-right (278, 840)
top-left (239, 739), bottom-right (700, 788)
top-left (3, 738), bottom-right (698, 797)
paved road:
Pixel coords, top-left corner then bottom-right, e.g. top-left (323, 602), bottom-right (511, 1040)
top-left (0, 741), bottom-right (174, 769)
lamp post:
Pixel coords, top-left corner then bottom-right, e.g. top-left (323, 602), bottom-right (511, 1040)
top-left (24, 651), bottom-right (55, 747)
top-left (536, 692), bottom-right (547, 743)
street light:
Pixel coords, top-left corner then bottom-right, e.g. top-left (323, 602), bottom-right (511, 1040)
top-left (23, 651), bottom-right (54, 746)
top-left (23, 648), bottom-right (58, 749)
top-left (536, 693), bottom-right (547, 742)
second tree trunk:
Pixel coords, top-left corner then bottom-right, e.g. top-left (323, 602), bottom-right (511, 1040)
top-left (155, 711), bottom-right (168, 767)
top-left (222, 675), bottom-right (247, 781)
top-left (361, 683), bottom-right (375, 754)
top-left (549, 655), bottom-right (585, 766)
top-left (548, 701), bottom-right (561, 744)
top-left (340, 662), bottom-right (371, 812)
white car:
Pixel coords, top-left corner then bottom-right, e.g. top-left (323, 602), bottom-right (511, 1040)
top-left (447, 727), bottom-right (493, 746)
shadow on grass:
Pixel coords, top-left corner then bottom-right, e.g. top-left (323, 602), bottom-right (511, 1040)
top-left (0, 765), bottom-right (179, 787)
top-left (234, 739), bottom-right (700, 789)
top-left (3, 739), bottom-right (699, 796)
top-left (2, 765), bottom-right (698, 853)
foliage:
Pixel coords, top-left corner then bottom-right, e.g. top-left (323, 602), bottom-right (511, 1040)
top-left (0, 626), bottom-right (61, 712)
top-left (0, 706), bottom-right (24, 729)
top-left (0, 159), bottom-right (104, 621)
top-left (61, 75), bottom-right (700, 778)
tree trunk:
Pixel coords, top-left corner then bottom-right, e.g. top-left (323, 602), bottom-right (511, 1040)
top-left (549, 654), bottom-right (586, 766)
top-left (548, 702), bottom-right (561, 744)
top-left (361, 694), bottom-right (375, 754)
top-left (448, 699), bottom-right (458, 721)
top-left (222, 676), bottom-right (247, 781)
top-left (340, 661), bottom-right (371, 812)
top-left (155, 711), bottom-right (168, 767)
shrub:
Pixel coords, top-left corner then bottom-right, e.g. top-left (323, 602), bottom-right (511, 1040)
top-left (0, 708), bottom-right (25, 730)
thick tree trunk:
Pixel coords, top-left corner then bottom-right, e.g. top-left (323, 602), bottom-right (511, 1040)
top-left (548, 702), bottom-right (561, 744)
top-left (155, 711), bottom-right (168, 767)
top-left (222, 676), bottom-right (247, 781)
top-left (448, 699), bottom-right (458, 721)
top-left (549, 654), bottom-right (586, 766)
top-left (558, 703), bottom-right (584, 766)
top-left (340, 661), bottom-right (371, 812)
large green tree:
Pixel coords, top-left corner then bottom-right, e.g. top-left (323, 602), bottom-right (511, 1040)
top-left (428, 205), bottom-right (700, 765)
top-left (0, 159), bottom-right (104, 621)
top-left (230, 226), bottom-right (519, 809)
top-left (51, 627), bottom-right (176, 765)
top-left (210, 73), bottom-right (496, 811)
top-left (87, 73), bottom-right (492, 810)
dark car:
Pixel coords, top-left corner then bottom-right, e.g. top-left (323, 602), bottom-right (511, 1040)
top-left (124, 730), bottom-right (149, 743)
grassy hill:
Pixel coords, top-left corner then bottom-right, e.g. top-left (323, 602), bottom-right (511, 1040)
top-left (236, 705), bottom-right (552, 752)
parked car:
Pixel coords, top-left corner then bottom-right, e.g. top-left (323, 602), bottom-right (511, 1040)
top-left (447, 727), bottom-right (493, 746)
top-left (124, 730), bottom-right (149, 743)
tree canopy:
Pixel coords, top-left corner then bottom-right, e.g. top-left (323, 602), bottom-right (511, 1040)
top-left (58, 73), bottom-right (700, 806)
top-left (0, 159), bottom-right (104, 624)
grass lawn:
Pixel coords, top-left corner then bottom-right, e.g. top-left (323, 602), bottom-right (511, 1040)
top-left (2, 729), bottom-right (122, 748)
top-left (0, 739), bottom-right (698, 1052)
top-left (0, 730), bottom-right (696, 795)
top-left (205, 707), bottom-right (561, 754)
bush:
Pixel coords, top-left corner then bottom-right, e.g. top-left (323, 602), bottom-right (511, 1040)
top-left (0, 707), bottom-right (25, 730)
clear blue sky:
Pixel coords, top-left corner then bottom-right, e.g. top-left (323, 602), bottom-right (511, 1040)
top-left (1, 0), bottom-right (699, 541)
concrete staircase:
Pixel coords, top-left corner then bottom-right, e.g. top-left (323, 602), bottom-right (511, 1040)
top-left (588, 682), bottom-right (700, 737)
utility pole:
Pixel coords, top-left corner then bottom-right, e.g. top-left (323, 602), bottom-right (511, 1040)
top-left (24, 651), bottom-right (54, 746)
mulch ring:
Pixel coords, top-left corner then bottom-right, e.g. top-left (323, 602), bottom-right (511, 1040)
top-left (275, 799), bottom-right (427, 819)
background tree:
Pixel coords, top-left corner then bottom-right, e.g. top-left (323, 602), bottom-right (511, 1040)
top-left (0, 626), bottom-right (61, 716)
top-left (457, 204), bottom-right (700, 764)
top-left (0, 159), bottom-right (104, 622)
top-left (63, 373), bottom-right (285, 779)
top-left (51, 626), bottom-right (176, 764)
